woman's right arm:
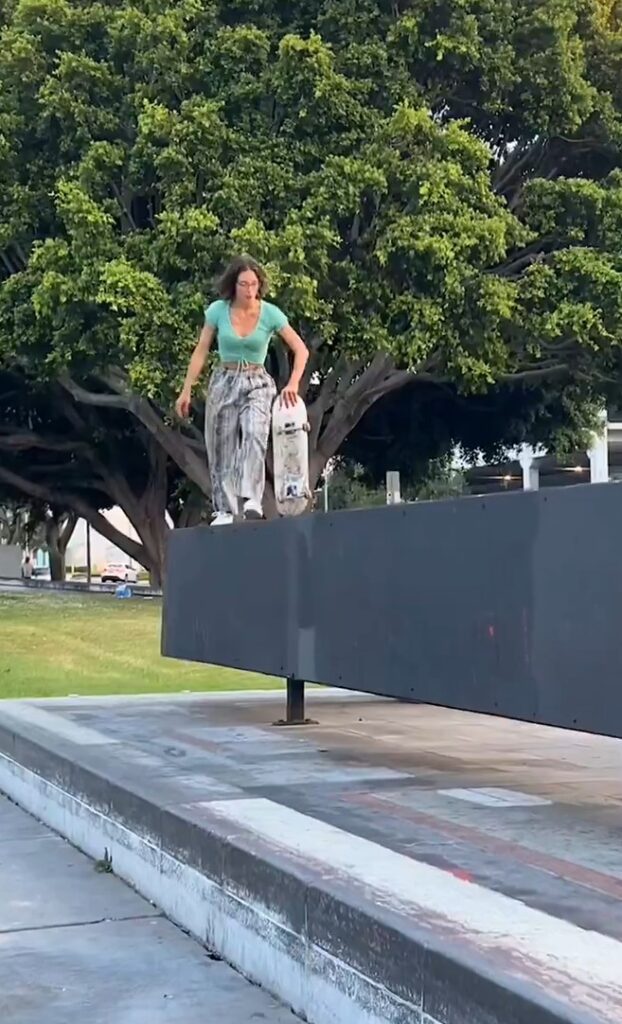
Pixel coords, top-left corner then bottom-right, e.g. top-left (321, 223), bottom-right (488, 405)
top-left (175, 324), bottom-right (215, 419)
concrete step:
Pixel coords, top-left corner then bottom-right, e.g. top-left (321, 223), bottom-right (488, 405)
top-left (0, 692), bottom-right (621, 1024)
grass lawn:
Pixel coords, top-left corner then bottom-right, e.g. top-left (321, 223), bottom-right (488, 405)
top-left (0, 594), bottom-right (280, 700)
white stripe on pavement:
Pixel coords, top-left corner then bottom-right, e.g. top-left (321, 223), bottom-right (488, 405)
top-left (205, 797), bottom-right (622, 1021)
top-left (0, 704), bottom-right (118, 746)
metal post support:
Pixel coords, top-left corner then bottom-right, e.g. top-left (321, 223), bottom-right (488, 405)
top-left (273, 676), bottom-right (318, 727)
top-left (86, 522), bottom-right (92, 586)
top-left (518, 445), bottom-right (540, 492)
top-left (588, 410), bottom-right (609, 483)
top-left (386, 470), bottom-right (401, 505)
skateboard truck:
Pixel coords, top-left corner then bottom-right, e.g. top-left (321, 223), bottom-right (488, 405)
top-left (273, 676), bottom-right (318, 727)
top-left (283, 480), bottom-right (306, 500)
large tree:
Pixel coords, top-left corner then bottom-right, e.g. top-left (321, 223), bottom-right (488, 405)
top-left (1, 0), bottom-right (622, 512)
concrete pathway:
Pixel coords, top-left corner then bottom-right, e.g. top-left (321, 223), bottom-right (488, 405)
top-left (0, 795), bottom-right (296, 1024)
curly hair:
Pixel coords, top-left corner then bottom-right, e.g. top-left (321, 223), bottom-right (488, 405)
top-left (216, 255), bottom-right (268, 301)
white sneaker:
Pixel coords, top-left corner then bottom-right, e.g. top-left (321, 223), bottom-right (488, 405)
top-left (243, 500), bottom-right (263, 521)
top-left (211, 512), bottom-right (234, 526)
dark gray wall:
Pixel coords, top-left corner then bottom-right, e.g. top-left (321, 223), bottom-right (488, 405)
top-left (162, 483), bottom-right (622, 738)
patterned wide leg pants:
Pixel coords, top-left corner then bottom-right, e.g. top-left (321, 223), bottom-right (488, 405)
top-left (204, 367), bottom-right (276, 514)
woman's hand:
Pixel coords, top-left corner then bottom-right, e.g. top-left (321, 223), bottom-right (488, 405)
top-left (279, 381), bottom-right (299, 408)
top-left (175, 387), bottom-right (192, 419)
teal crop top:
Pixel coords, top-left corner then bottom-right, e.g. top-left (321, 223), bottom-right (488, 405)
top-left (204, 299), bottom-right (288, 365)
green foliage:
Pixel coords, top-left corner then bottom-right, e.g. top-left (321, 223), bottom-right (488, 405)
top-left (416, 467), bottom-right (466, 502)
top-left (324, 463), bottom-right (388, 512)
top-left (1, 0), bottom-right (622, 504)
top-left (325, 458), bottom-right (465, 511)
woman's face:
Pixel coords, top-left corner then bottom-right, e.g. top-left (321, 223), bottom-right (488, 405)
top-left (236, 269), bottom-right (260, 302)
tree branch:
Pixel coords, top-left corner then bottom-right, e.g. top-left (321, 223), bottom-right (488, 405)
top-left (489, 236), bottom-right (558, 277)
top-left (111, 182), bottom-right (138, 231)
top-left (59, 510), bottom-right (78, 551)
top-left (307, 356), bottom-right (357, 449)
top-left (0, 464), bottom-right (148, 567)
top-left (101, 366), bottom-right (211, 473)
top-left (53, 385), bottom-right (173, 580)
top-left (12, 242), bottom-right (28, 267)
top-left (311, 356), bottom-right (448, 479)
top-left (58, 372), bottom-right (130, 409)
top-left (499, 363), bottom-right (570, 383)
top-left (59, 370), bottom-right (212, 497)
top-left (0, 428), bottom-right (89, 454)
top-left (493, 139), bottom-right (543, 196)
top-left (314, 353), bottom-right (401, 466)
top-left (54, 391), bottom-right (144, 519)
top-left (178, 418), bottom-right (205, 447)
top-left (0, 250), bottom-right (18, 277)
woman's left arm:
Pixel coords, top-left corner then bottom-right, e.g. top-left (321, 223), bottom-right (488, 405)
top-left (278, 324), bottom-right (309, 407)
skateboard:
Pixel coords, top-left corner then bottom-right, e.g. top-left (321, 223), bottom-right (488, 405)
top-left (272, 396), bottom-right (310, 516)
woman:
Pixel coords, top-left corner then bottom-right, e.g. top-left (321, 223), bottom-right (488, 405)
top-left (176, 255), bottom-right (308, 525)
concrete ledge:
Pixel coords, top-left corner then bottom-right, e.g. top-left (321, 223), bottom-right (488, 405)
top-left (0, 709), bottom-right (611, 1024)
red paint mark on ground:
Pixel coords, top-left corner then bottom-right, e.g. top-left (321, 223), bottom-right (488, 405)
top-left (450, 868), bottom-right (474, 882)
top-left (351, 791), bottom-right (622, 902)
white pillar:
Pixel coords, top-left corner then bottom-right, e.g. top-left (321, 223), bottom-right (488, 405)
top-left (518, 445), bottom-right (540, 491)
top-left (587, 411), bottom-right (609, 483)
top-left (386, 470), bottom-right (401, 504)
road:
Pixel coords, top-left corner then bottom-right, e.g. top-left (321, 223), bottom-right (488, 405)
top-left (0, 579), bottom-right (156, 597)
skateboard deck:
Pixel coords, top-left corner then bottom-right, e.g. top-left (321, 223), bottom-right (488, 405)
top-left (272, 397), bottom-right (310, 517)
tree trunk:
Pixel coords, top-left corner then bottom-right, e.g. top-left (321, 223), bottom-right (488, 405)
top-left (125, 431), bottom-right (170, 586)
top-left (309, 450), bottom-right (328, 491)
top-left (171, 486), bottom-right (208, 528)
top-left (52, 388), bottom-right (173, 581)
top-left (48, 547), bottom-right (65, 582)
top-left (129, 510), bottom-right (168, 587)
top-left (45, 509), bottom-right (77, 582)
top-left (308, 356), bottom-right (414, 474)
top-left (72, 428), bottom-right (171, 585)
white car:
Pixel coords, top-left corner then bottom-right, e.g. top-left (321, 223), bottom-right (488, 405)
top-left (31, 566), bottom-right (51, 581)
top-left (100, 562), bottom-right (138, 585)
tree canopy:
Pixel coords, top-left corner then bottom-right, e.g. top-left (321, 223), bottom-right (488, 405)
top-left (1, 0), bottom-right (622, 572)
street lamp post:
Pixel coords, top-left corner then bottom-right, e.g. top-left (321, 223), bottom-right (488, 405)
top-left (86, 521), bottom-right (92, 586)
